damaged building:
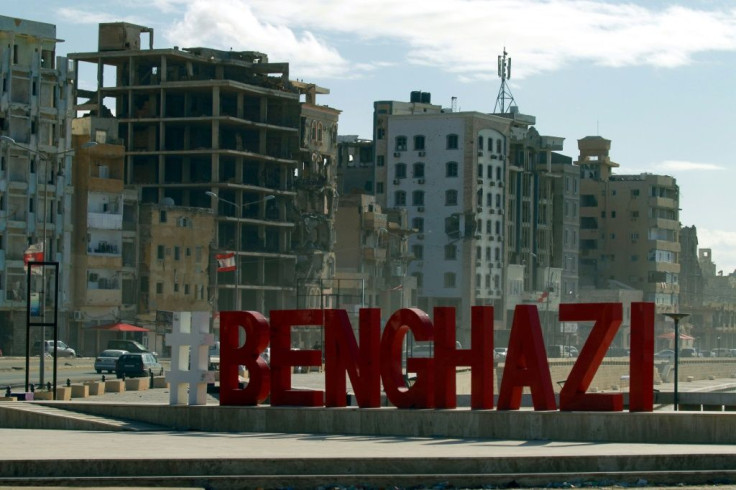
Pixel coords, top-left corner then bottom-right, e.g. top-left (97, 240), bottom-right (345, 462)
top-left (69, 23), bottom-right (339, 339)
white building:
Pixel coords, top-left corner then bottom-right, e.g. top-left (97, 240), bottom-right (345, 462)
top-left (0, 16), bottom-right (75, 354)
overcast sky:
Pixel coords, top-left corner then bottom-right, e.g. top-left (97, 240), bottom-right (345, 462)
top-left (7, 0), bottom-right (736, 273)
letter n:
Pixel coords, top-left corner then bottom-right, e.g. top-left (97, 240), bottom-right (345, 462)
top-left (497, 305), bottom-right (556, 411)
top-left (324, 308), bottom-right (380, 407)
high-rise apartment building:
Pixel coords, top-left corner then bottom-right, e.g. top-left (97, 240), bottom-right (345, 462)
top-left (577, 136), bottom-right (681, 324)
top-left (0, 16), bottom-right (75, 354)
top-left (69, 23), bottom-right (339, 335)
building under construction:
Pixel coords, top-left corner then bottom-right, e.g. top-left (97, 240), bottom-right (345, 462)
top-left (69, 23), bottom-right (339, 334)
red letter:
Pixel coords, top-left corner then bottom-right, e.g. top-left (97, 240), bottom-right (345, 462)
top-left (270, 310), bottom-right (323, 406)
top-left (380, 308), bottom-right (434, 408)
top-left (324, 308), bottom-right (381, 407)
top-left (497, 305), bottom-right (556, 411)
top-left (559, 303), bottom-right (623, 411)
top-left (219, 311), bottom-right (270, 406)
top-left (434, 306), bottom-right (494, 409)
top-left (629, 302), bottom-right (655, 412)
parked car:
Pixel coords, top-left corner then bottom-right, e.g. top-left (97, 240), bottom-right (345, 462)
top-left (710, 348), bottom-right (732, 358)
top-left (115, 352), bottom-right (163, 378)
top-left (565, 346), bottom-right (579, 358)
top-left (494, 347), bottom-right (508, 361)
top-left (107, 339), bottom-right (152, 354)
top-left (654, 349), bottom-right (675, 360)
top-left (32, 340), bottom-right (76, 358)
top-left (94, 349), bottom-right (128, 374)
top-left (679, 348), bottom-right (698, 358)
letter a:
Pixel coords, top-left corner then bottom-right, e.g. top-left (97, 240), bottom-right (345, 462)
top-left (497, 305), bottom-right (556, 411)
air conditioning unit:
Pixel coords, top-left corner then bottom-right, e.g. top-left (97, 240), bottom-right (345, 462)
top-left (476, 207), bottom-right (483, 213)
top-left (418, 179), bottom-right (425, 184)
top-left (418, 151), bottom-right (426, 157)
top-left (475, 261), bottom-right (482, 267)
top-left (417, 234), bottom-right (425, 240)
top-left (477, 178), bottom-right (483, 185)
top-left (498, 182), bottom-right (504, 188)
top-left (394, 152), bottom-right (401, 157)
top-left (73, 311), bottom-right (83, 321)
top-left (490, 181), bottom-right (495, 186)
top-left (498, 209), bottom-right (505, 215)
top-left (417, 206), bottom-right (425, 212)
top-left (478, 151), bottom-right (483, 156)
top-left (491, 155), bottom-right (498, 160)
top-left (393, 179), bottom-right (400, 185)
top-left (489, 209), bottom-right (495, 214)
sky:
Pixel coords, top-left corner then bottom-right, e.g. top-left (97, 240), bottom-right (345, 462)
top-left (6, 0), bottom-right (736, 272)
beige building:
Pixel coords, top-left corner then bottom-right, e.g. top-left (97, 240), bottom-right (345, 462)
top-left (0, 16), bottom-right (75, 354)
top-left (333, 194), bottom-right (416, 327)
top-left (69, 23), bottom-right (339, 335)
top-left (577, 136), bottom-right (681, 329)
top-left (137, 203), bottom-right (214, 355)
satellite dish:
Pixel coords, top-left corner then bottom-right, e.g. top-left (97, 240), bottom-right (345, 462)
top-left (160, 197), bottom-right (175, 206)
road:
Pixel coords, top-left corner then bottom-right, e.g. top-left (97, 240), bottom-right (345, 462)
top-left (0, 356), bottom-right (171, 391)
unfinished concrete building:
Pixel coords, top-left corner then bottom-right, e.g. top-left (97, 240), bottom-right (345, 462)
top-left (69, 23), bottom-right (339, 327)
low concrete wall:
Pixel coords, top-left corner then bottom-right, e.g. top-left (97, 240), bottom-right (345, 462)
top-left (43, 401), bottom-right (736, 445)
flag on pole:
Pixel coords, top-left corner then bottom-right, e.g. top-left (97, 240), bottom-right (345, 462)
top-left (24, 242), bottom-right (44, 275)
top-left (216, 252), bottom-right (236, 272)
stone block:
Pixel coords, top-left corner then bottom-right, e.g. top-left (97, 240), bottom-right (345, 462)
top-left (0, 397), bottom-right (16, 401)
top-left (71, 384), bottom-right (89, 398)
top-left (687, 376), bottom-right (695, 382)
top-left (125, 377), bottom-right (149, 391)
top-left (105, 380), bottom-right (125, 393)
top-left (152, 376), bottom-right (169, 389)
top-left (34, 391), bottom-right (53, 400)
top-left (84, 381), bottom-right (105, 396)
top-left (56, 386), bottom-right (71, 401)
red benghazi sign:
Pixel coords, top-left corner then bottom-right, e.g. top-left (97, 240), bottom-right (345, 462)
top-left (219, 303), bottom-right (656, 412)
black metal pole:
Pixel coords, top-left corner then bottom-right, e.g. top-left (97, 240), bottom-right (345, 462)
top-left (673, 317), bottom-right (679, 412)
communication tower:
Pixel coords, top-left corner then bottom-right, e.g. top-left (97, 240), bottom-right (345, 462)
top-left (493, 48), bottom-right (516, 113)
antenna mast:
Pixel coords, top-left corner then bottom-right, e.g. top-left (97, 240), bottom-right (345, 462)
top-left (493, 48), bottom-right (516, 113)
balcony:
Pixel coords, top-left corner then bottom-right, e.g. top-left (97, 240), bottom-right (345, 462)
top-left (362, 211), bottom-right (387, 231)
top-left (87, 212), bottom-right (123, 230)
top-left (363, 248), bottom-right (387, 261)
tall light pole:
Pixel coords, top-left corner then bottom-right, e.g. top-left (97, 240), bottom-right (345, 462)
top-left (665, 312), bottom-right (689, 411)
top-left (205, 192), bottom-right (275, 311)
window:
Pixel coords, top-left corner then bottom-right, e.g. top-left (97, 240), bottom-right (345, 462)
top-left (446, 161), bottom-right (458, 177)
top-left (413, 272), bottom-right (423, 288)
top-left (445, 189), bottom-right (458, 206)
top-left (377, 155), bottom-right (385, 167)
top-left (413, 162), bottom-right (425, 178)
top-left (487, 137), bottom-right (493, 151)
top-left (631, 189), bottom-right (640, 197)
top-left (395, 136), bottom-right (407, 151)
top-left (412, 244), bottom-right (424, 259)
top-left (487, 165), bottom-right (492, 179)
top-left (478, 164), bottom-right (483, 177)
top-left (157, 245), bottom-right (165, 260)
top-left (395, 163), bottom-right (407, 179)
top-left (160, 210), bottom-right (167, 223)
top-left (156, 282), bottom-right (163, 294)
top-left (412, 217), bottom-right (424, 232)
top-left (485, 275), bottom-right (491, 288)
top-left (497, 139), bottom-right (502, 154)
top-left (174, 246), bottom-right (181, 260)
top-left (376, 182), bottom-right (384, 194)
top-left (486, 193), bottom-right (492, 206)
top-left (495, 221), bottom-right (501, 234)
top-left (447, 134), bottom-right (458, 149)
top-left (445, 244), bottom-right (457, 260)
top-left (486, 220), bottom-right (492, 234)
top-left (377, 128), bottom-right (385, 139)
top-left (412, 190), bottom-right (424, 206)
top-left (496, 167), bottom-right (501, 181)
top-left (495, 194), bottom-right (501, 208)
top-left (444, 272), bottom-right (456, 288)
top-left (395, 190), bottom-right (406, 206)
top-left (174, 283), bottom-right (179, 293)
top-left (476, 246), bottom-right (481, 259)
top-left (414, 135), bottom-right (425, 150)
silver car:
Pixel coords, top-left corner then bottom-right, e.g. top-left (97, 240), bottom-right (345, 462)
top-left (94, 349), bottom-right (128, 374)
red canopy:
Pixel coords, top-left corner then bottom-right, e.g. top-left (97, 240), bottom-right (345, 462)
top-left (92, 322), bottom-right (150, 332)
top-left (657, 331), bottom-right (694, 341)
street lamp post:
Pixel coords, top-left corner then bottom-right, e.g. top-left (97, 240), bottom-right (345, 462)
top-left (205, 192), bottom-right (275, 312)
top-left (664, 312), bottom-right (690, 411)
